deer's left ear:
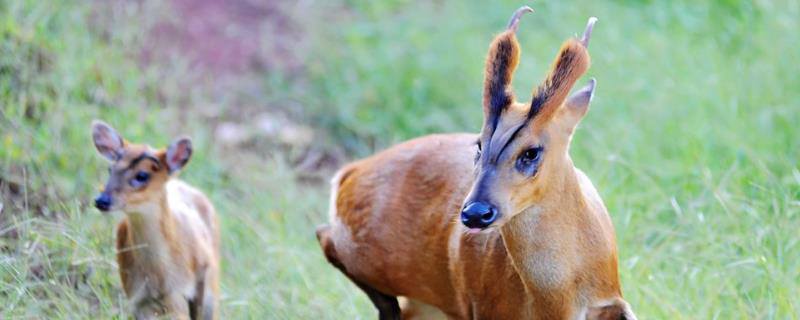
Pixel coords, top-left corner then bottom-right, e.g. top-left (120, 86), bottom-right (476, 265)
top-left (165, 137), bottom-right (192, 174)
top-left (561, 78), bottom-right (596, 130)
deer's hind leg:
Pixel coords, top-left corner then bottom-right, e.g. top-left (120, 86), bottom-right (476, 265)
top-left (317, 224), bottom-right (401, 320)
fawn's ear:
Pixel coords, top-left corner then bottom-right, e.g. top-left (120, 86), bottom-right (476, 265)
top-left (165, 137), bottom-right (192, 174)
top-left (92, 120), bottom-right (124, 161)
top-left (586, 299), bottom-right (637, 320)
top-left (586, 304), bottom-right (626, 320)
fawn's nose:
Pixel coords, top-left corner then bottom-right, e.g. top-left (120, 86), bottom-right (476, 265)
top-left (461, 201), bottom-right (498, 229)
top-left (94, 193), bottom-right (112, 212)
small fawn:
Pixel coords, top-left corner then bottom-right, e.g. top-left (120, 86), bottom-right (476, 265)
top-left (92, 121), bottom-right (220, 320)
top-left (317, 7), bottom-right (636, 320)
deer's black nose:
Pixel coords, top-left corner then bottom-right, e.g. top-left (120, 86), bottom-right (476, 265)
top-left (461, 202), bottom-right (498, 229)
top-left (94, 193), bottom-right (112, 211)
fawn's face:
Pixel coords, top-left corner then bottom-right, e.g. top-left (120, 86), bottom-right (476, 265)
top-left (91, 121), bottom-right (192, 213)
top-left (460, 9), bottom-right (598, 231)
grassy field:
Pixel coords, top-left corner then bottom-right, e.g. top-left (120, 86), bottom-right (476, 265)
top-left (1, 0), bottom-right (798, 319)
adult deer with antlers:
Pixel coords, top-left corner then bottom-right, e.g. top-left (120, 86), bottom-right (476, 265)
top-left (317, 6), bottom-right (636, 320)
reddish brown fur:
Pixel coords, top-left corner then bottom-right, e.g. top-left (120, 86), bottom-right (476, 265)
top-left (323, 134), bottom-right (536, 318)
top-left (116, 220), bottom-right (134, 294)
top-left (318, 11), bottom-right (635, 320)
top-left (530, 39), bottom-right (590, 125)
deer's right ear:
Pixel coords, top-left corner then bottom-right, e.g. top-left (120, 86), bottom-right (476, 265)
top-left (92, 120), bottom-right (124, 161)
top-left (565, 78), bottom-right (596, 119)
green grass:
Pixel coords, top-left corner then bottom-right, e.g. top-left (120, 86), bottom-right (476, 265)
top-left (2, 0), bottom-right (799, 318)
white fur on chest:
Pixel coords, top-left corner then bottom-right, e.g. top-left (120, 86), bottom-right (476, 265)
top-left (123, 180), bottom-right (208, 308)
top-left (128, 267), bottom-right (197, 308)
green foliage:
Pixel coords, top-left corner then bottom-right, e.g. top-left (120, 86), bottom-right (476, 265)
top-left (2, 0), bottom-right (798, 319)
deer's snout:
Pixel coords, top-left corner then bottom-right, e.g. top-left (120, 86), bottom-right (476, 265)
top-left (461, 201), bottom-right (499, 229)
top-left (94, 192), bottom-right (113, 212)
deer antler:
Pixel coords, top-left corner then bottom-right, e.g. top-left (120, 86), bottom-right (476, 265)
top-left (507, 6), bottom-right (534, 32)
top-left (580, 17), bottom-right (598, 47)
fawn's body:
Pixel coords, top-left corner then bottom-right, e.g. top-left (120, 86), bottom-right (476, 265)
top-left (116, 179), bottom-right (220, 319)
top-left (318, 7), bottom-right (635, 320)
top-left (92, 122), bottom-right (220, 320)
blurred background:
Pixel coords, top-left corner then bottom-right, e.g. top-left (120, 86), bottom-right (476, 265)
top-left (1, 0), bottom-right (798, 318)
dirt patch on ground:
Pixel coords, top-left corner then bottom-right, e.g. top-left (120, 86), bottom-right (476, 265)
top-left (143, 0), bottom-right (304, 77)
top-left (94, 0), bottom-right (343, 180)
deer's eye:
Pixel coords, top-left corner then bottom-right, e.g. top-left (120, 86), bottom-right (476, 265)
top-left (135, 172), bottom-right (150, 182)
top-left (474, 141), bottom-right (482, 164)
top-left (521, 148), bottom-right (541, 162)
top-left (516, 147), bottom-right (543, 176)
top-left (130, 171), bottom-right (150, 188)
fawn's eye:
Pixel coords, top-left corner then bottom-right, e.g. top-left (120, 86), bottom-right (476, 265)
top-left (135, 172), bottom-right (150, 182)
top-left (130, 171), bottom-right (150, 188)
top-left (515, 147), bottom-right (543, 176)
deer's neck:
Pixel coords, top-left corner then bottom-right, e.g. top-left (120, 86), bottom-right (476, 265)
top-left (124, 190), bottom-right (179, 263)
top-left (499, 163), bottom-right (589, 293)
